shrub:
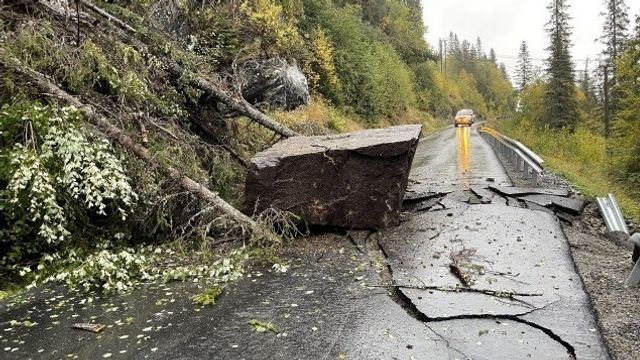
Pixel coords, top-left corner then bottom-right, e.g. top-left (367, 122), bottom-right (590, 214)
top-left (43, 247), bottom-right (153, 293)
top-left (306, 27), bottom-right (344, 104)
top-left (0, 102), bottom-right (136, 267)
top-left (242, 0), bottom-right (304, 57)
top-left (304, 1), bottom-right (416, 121)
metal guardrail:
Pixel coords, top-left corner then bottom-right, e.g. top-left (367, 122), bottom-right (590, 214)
top-left (479, 127), bottom-right (543, 185)
top-left (596, 194), bottom-right (640, 286)
top-left (597, 194), bottom-right (629, 235)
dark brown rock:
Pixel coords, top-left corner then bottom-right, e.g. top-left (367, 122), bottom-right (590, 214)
top-left (244, 125), bottom-right (422, 229)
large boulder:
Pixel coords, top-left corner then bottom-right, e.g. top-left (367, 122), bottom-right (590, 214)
top-left (146, 0), bottom-right (192, 40)
top-left (244, 125), bottom-right (422, 229)
top-left (238, 58), bottom-right (310, 110)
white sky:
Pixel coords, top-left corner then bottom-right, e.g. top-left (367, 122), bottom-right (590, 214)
top-left (421, 0), bottom-right (640, 80)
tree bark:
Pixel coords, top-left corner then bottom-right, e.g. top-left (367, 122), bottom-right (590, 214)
top-left (1, 54), bottom-right (257, 230)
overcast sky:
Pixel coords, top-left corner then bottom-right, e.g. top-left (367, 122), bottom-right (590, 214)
top-left (422, 0), bottom-right (640, 80)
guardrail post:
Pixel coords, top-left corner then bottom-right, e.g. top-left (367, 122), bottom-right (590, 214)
top-left (523, 163), bottom-right (529, 180)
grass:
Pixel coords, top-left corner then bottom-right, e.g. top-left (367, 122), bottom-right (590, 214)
top-left (495, 119), bottom-right (640, 223)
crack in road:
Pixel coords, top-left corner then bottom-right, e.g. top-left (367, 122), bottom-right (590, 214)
top-left (374, 236), bottom-right (577, 359)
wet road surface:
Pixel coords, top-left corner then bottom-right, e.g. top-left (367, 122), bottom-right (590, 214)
top-left (0, 125), bottom-right (609, 359)
top-left (406, 126), bottom-right (511, 197)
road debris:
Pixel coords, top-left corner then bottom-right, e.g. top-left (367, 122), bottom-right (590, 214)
top-left (248, 319), bottom-right (278, 334)
top-left (71, 323), bottom-right (105, 333)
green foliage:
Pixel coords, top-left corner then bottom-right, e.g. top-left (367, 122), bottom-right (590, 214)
top-left (0, 102), bottom-right (136, 267)
top-left (186, 6), bottom-right (244, 67)
top-left (43, 247), bottom-right (153, 293)
top-left (1, 23), bottom-right (177, 115)
top-left (209, 152), bottom-right (245, 206)
top-left (161, 249), bottom-right (248, 283)
top-left (378, 0), bottom-right (431, 64)
top-left (192, 286), bottom-right (224, 306)
top-left (306, 27), bottom-right (344, 104)
top-left (242, 0), bottom-right (305, 57)
top-left (304, 0), bottom-right (416, 121)
top-left (611, 19), bottom-right (640, 189)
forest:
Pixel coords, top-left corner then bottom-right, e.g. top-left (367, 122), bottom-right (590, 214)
top-left (504, 0), bottom-right (640, 221)
top-left (0, 0), bottom-right (639, 297)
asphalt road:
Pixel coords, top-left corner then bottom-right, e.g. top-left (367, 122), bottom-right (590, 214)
top-left (0, 125), bottom-right (609, 359)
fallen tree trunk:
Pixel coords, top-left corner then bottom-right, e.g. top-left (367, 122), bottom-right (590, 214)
top-left (0, 53), bottom-right (257, 231)
top-left (78, 0), bottom-right (299, 138)
top-left (79, 0), bottom-right (137, 33)
top-left (166, 63), bottom-right (298, 138)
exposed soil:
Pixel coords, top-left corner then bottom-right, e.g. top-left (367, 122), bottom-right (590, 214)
top-left (496, 144), bottom-right (640, 360)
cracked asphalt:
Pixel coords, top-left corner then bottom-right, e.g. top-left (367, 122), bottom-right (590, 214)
top-left (0, 125), bottom-right (610, 359)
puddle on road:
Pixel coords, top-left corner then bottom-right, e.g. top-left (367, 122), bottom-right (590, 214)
top-left (456, 126), bottom-right (471, 189)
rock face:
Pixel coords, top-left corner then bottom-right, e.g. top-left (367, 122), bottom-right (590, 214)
top-left (245, 125), bottom-right (422, 229)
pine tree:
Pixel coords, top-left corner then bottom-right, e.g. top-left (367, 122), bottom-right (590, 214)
top-left (516, 41), bottom-right (533, 92)
top-left (489, 48), bottom-right (497, 64)
top-left (543, 0), bottom-right (577, 130)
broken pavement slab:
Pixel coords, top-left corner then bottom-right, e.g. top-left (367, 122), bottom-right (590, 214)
top-left (245, 125), bottom-right (421, 229)
top-left (489, 185), bottom-right (570, 198)
top-left (520, 194), bottom-right (585, 214)
top-left (378, 196), bottom-right (609, 360)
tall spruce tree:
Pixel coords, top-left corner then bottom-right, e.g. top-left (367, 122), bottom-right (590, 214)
top-left (543, 0), bottom-right (577, 130)
top-left (579, 59), bottom-right (598, 105)
top-left (476, 37), bottom-right (486, 59)
top-left (516, 41), bottom-right (533, 92)
top-left (600, 0), bottom-right (630, 136)
top-left (611, 15), bottom-right (640, 180)
top-left (499, 63), bottom-right (509, 79)
top-left (600, 0), bottom-right (630, 68)
top-left (489, 48), bottom-right (497, 63)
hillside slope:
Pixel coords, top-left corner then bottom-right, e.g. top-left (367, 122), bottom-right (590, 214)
top-left (0, 0), bottom-right (513, 293)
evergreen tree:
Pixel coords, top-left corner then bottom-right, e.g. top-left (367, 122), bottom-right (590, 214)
top-left (600, 0), bottom-right (630, 67)
top-left (489, 48), bottom-right (497, 63)
top-left (476, 37), bottom-right (485, 59)
top-left (579, 59), bottom-right (597, 104)
top-left (499, 62), bottom-right (509, 79)
top-left (543, 0), bottom-right (577, 130)
top-left (461, 40), bottom-right (471, 57)
top-left (599, 0), bottom-right (630, 135)
top-left (611, 15), bottom-right (640, 181)
top-left (516, 41), bottom-right (533, 91)
top-left (448, 32), bottom-right (458, 55)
